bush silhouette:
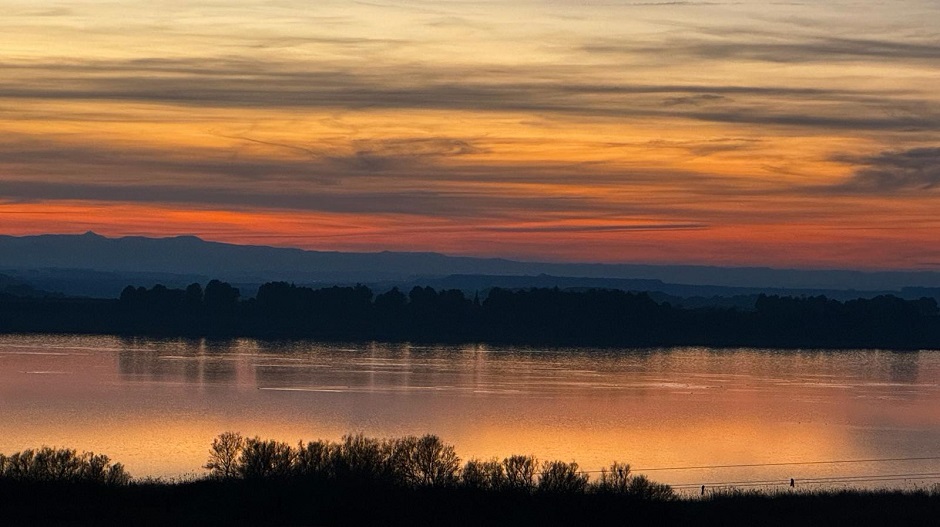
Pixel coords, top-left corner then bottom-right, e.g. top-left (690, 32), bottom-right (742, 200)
top-left (461, 458), bottom-right (506, 490)
top-left (503, 455), bottom-right (538, 492)
top-left (205, 431), bottom-right (244, 479)
top-left (295, 439), bottom-right (335, 479)
top-left (199, 431), bottom-right (675, 501)
top-left (335, 433), bottom-right (390, 483)
top-left (237, 437), bottom-right (295, 479)
top-left (593, 462), bottom-right (674, 499)
top-left (0, 447), bottom-right (129, 485)
top-left (397, 434), bottom-right (460, 487)
top-left (595, 461), bottom-right (633, 494)
top-left (537, 460), bottom-right (589, 494)
top-left (624, 474), bottom-right (675, 500)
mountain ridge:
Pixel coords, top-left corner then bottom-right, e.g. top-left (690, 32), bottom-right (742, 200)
top-left (2, 232), bottom-right (940, 292)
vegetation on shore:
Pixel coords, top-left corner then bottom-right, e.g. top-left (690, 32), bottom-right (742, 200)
top-left (1, 434), bottom-right (939, 526)
top-left (0, 446), bottom-right (130, 485)
top-left (1, 281), bottom-right (939, 349)
top-left (200, 432), bottom-right (672, 499)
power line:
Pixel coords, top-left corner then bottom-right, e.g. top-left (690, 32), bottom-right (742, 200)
top-left (580, 456), bottom-right (940, 473)
top-left (670, 472), bottom-right (940, 489)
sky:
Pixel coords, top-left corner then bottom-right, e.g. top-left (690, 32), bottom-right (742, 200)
top-left (1, 0), bottom-right (938, 269)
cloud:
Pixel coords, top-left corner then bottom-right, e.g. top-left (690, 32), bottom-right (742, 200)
top-left (1, 57), bottom-right (937, 132)
top-left (588, 35), bottom-right (940, 64)
top-left (479, 222), bottom-right (709, 233)
top-left (0, 135), bottom-right (645, 219)
top-left (0, 134), bottom-right (482, 184)
top-left (0, 131), bottom-right (758, 224)
top-left (641, 138), bottom-right (763, 156)
top-left (0, 178), bottom-right (620, 219)
top-left (833, 147), bottom-right (940, 192)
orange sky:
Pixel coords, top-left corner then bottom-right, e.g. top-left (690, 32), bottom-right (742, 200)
top-left (1, 1), bottom-right (939, 269)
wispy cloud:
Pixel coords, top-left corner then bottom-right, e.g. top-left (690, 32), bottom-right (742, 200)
top-left (479, 222), bottom-right (709, 233)
top-left (1, 57), bottom-right (936, 132)
top-left (832, 147), bottom-right (940, 192)
top-left (587, 35), bottom-right (940, 64)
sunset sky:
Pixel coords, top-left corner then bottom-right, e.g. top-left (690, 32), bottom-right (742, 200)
top-left (1, 0), bottom-right (938, 269)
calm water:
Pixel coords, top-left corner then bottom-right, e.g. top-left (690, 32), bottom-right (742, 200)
top-left (2, 335), bottom-right (939, 491)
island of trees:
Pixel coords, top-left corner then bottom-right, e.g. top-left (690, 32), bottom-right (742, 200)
top-left (0, 280), bottom-right (938, 349)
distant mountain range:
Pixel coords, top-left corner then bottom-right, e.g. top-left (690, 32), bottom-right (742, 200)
top-left (2, 232), bottom-right (940, 300)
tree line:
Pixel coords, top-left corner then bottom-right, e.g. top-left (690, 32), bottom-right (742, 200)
top-left (0, 280), bottom-right (938, 348)
top-left (2, 436), bottom-right (939, 526)
top-left (202, 431), bottom-right (672, 498)
top-left (0, 447), bottom-right (130, 485)
top-left (0, 432), bottom-right (669, 498)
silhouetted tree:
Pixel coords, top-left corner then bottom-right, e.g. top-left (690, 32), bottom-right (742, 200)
top-left (205, 431), bottom-right (244, 479)
top-left (537, 460), bottom-right (589, 494)
top-left (237, 437), bottom-right (294, 480)
top-left (594, 462), bottom-right (633, 494)
top-left (503, 455), bottom-right (538, 492)
top-left (405, 435), bottom-right (460, 487)
top-left (0, 447), bottom-right (129, 485)
top-left (295, 439), bottom-right (335, 479)
top-left (335, 433), bottom-right (388, 483)
top-left (461, 458), bottom-right (506, 491)
top-left (204, 280), bottom-right (239, 311)
top-left (624, 474), bottom-right (675, 500)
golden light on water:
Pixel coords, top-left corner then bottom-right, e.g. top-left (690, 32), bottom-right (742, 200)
top-left (3, 336), bottom-right (939, 488)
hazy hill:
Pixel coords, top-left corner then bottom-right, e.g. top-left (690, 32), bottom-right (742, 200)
top-left (3, 232), bottom-right (940, 297)
top-left (0, 273), bottom-right (49, 298)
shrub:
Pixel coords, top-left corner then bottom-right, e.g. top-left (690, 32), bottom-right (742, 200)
top-left (537, 460), bottom-right (589, 494)
top-left (295, 439), bottom-right (335, 479)
top-left (503, 455), bottom-right (538, 492)
top-left (237, 437), bottom-right (295, 479)
top-left (594, 462), bottom-right (632, 494)
top-left (626, 474), bottom-right (675, 500)
top-left (0, 447), bottom-right (129, 485)
top-left (335, 433), bottom-right (389, 482)
top-left (461, 458), bottom-right (506, 491)
top-left (199, 432), bottom-right (674, 500)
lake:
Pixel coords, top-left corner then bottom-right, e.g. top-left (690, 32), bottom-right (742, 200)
top-left (2, 334), bottom-right (939, 492)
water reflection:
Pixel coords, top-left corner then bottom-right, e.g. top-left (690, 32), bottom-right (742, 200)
top-left (888, 351), bottom-right (919, 384)
top-left (2, 335), bottom-right (939, 489)
top-left (118, 338), bottom-right (239, 385)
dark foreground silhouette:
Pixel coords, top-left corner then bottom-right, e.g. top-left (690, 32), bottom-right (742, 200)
top-left (1, 434), bottom-right (938, 526)
top-left (2, 280), bottom-right (939, 349)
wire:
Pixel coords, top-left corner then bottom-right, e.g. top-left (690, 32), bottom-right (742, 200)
top-left (580, 455), bottom-right (940, 473)
top-left (670, 472), bottom-right (940, 489)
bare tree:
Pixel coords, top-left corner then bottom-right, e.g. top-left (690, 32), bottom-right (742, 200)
top-left (595, 462), bottom-right (632, 494)
top-left (461, 458), bottom-right (506, 490)
top-left (336, 433), bottom-right (387, 482)
top-left (0, 447), bottom-right (129, 484)
top-left (237, 437), bottom-right (295, 479)
top-left (205, 431), bottom-right (244, 479)
top-left (626, 474), bottom-right (675, 500)
top-left (537, 460), bottom-right (589, 494)
top-left (503, 455), bottom-right (537, 492)
top-left (412, 435), bottom-right (460, 487)
top-left (295, 440), bottom-right (335, 479)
